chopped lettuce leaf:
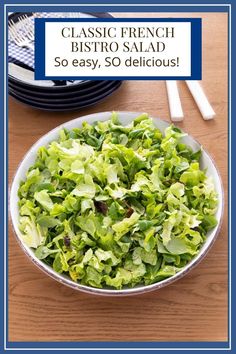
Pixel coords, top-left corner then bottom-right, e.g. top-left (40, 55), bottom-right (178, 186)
top-left (112, 212), bottom-right (140, 237)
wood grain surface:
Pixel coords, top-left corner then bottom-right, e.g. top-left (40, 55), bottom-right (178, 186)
top-left (8, 12), bottom-right (228, 342)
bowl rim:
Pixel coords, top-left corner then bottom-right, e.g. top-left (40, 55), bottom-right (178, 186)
top-left (9, 111), bottom-right (224, 296)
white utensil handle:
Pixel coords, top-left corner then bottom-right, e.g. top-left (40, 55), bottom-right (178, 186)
top-left (185, 80), bottom-right (215, 120)
top-left (166, 81), bottom-right (184, 122)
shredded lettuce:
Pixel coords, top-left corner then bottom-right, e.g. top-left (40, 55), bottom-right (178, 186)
top-left (18, 113), bottom-right (218, 289)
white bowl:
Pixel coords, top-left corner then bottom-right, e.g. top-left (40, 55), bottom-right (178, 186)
top-left (10, 112), bottom-right (224, 296)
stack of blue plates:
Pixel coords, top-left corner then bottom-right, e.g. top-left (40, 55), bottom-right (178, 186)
top-left (8, 12), bottom-right (122, 111)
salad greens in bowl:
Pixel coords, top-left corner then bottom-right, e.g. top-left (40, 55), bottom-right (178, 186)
top-left (10, 112), bottom-right (223, 295)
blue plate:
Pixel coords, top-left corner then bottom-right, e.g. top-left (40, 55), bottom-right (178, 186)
top-left (9, 81), bottom-right (122, 111)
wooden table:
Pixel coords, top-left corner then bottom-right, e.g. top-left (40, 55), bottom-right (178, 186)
top-left (8, 12), bottom-right (228, 342)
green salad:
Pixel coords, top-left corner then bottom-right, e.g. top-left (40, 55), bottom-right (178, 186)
top-left (18, 113), bottom-right (218, 289)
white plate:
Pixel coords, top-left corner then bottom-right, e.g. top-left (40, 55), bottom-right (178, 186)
top-left (10, 112), bottom-right (224, 296)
